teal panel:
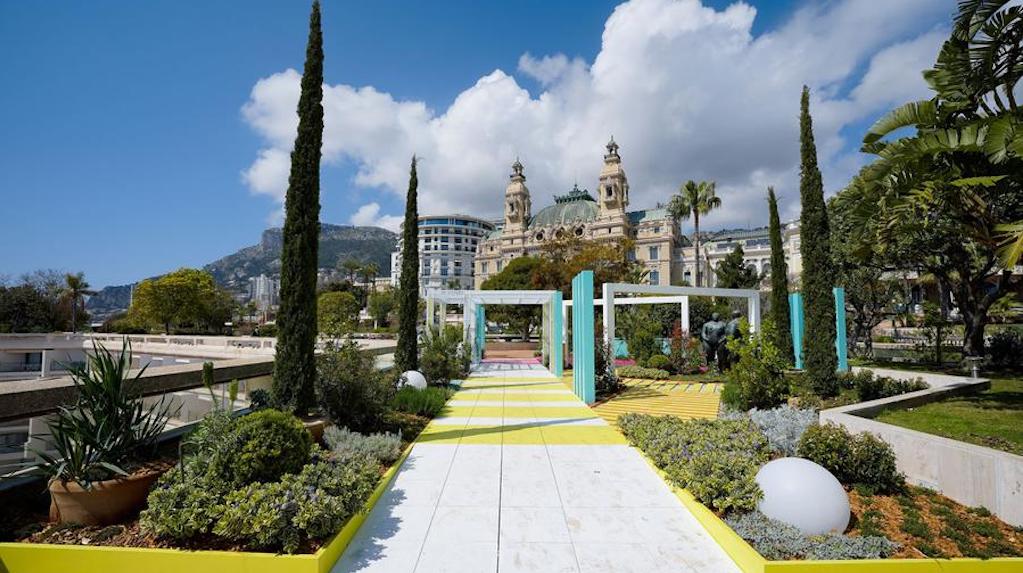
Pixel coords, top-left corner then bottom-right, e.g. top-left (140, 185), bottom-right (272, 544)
top-left (552, 292), bottom-right (564, 377)
top-left (834, 287), bottom-right (848, 372)
top-left (613, 338), bottom-right (628, 358)
top-left (475, 304), bottom-right (486, 362)
top-left (571, 271), bottom-right (595, 404)
top-left (789, 292), bottom-right (804, 370)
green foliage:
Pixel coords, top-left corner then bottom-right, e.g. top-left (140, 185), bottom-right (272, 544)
top-left (419, 325), bottom-right (470, 385)
top-left (594, 335), bottom-right (623, 396)
top-left (989, 329), bottom-right (1023, 369)
top-left (141, 465), bottom-right (226, 540)
top-left (33, 342), bottom-right (174, 488)
top-left (715, 244), bottom-right (761, 289)
top-left (481, 257), bottom-right (544, 339)
top-left (273, 1), bottom-right (324, 414)
top-left (367, 289), bottom-right (395, 327)
top-left (797, 423), bottom-right (905, 494)
top-left (531, 236), bottom-right (646, 296)
top-left (395, 157), bottom-right (420, 372)
top-left (721, 320), bottom-right (789, 410)
top-left (131, 268), bottom-right (233, 334)
top-left (767, 188), bottom-right (793, 358)
top-left (616, 365), bottom-right (670, 379)
top-left (249, 388), bottom-right (271, 410)
top-left (323, 426), bottom-right (402, 464)
top-left (667, 180), bottom-right (721, 287)
top-left (317, 291), bottom-right (360, 335)
top-left (390, 386), bottom-right (451, 418)
top-left (798, 86), bottom-right (838, 396)
top-left (619, 414), bottom-right (769, 512)
top-left (725, 511), bottom-right (898, 560)
top-left (837, 369), bottom-right (928, 402)
top-left (382, 411), bottom-right (430, 440)
top-left (646, 354), bottom-right (671, 371)
top-left (212, 409), bottom-right (312, 488)
top-left (316, 337), bottom-right (394, 432)
top-left (668, 323), bottom-right (704, 375)
top-left (213, 457), bottom-right (379, 553)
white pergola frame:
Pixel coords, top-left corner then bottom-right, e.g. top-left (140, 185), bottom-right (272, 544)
top-left (423, 288), bottom-right (561, 365)
top-left (592, 283), bottom-right (761, 346)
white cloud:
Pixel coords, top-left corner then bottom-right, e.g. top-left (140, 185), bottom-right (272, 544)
top-left (241, 0), bottom-right (952, 229)
top-left (349, 202), bottom-right (403, 232)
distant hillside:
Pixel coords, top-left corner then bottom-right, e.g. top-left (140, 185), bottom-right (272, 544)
top-left (205, 224), bottom-right (396, 289)
top-left (87, 224), bottom-right (397, 317)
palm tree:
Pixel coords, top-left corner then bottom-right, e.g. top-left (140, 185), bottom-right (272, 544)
top-left (338, 258), bottom-right (361, 283)
top-left (667, 180), bottom-right (721, 287)
top-left (360, 261), bottom-right (380, 291)
top-left (62, 272), bottom-right (96, 333)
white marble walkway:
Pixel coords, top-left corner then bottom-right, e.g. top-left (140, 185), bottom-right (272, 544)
top-left (332, 363), bottom-right (740, 573)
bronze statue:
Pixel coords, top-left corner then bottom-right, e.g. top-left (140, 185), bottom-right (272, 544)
top-left (700, 312), bottom-right (727, 368)
top-left (720, 310), bottom-right (743, 369)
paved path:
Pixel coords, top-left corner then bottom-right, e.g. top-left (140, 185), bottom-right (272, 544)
top-left (334, 363), bottom-right (740, 573)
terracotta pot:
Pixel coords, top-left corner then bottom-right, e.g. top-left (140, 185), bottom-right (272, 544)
top-left (48, 467), bottom-right (163, 526)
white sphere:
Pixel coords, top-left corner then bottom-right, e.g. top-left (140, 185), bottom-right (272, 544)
top-left (401, 370), bottom-right (427, 389)
top-left (756, 457), bottom-right (850, 535)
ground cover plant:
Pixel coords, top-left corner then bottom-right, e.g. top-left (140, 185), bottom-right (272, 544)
top-left (725, 511), bottom-right (899, 560)
top-left (618, 413), bottom-right (769, 512)
top-left (616, 365), bottom-right (670, 379)
top-left (390, 386), bottom-right (452, 418)
top-left (323, 426), bottom-right (402, 465)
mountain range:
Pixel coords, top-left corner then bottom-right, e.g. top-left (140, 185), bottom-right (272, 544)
top-left (86, 224), bottom-right (397, 318)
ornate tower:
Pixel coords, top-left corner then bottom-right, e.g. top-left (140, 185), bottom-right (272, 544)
top-left (504, 158), bottom-right (531, 233)
top-left (598, 136), bottom-right (629, 217)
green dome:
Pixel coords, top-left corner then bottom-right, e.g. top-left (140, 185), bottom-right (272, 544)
top-left (529, 185), bottom-right (598, 229)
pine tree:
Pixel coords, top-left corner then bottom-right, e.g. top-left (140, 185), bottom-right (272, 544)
top-left (767, 187), bottom-right (792, 361)
top-left (714, 244), bottom-right (759, 289)
top-left (394, 156), bottom-right (420, 372)
top-left (798, 86), bottom-right (838, 396)
top-left (272, 1), bottom-right (323, 413)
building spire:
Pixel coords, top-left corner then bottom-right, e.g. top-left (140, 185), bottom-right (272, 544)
top-left (511, 157), bottom-right (524, 180)
top-left (604, 135), bottom-right (620, 161)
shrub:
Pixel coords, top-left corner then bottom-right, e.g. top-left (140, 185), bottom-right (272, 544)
top-left (390, 385), bottom-right (450, 418)
top-left (213, 456), bottom-right (379, 553)
top-left (420, 325), bottom-right (471, 385)
top-left (646, 354), bottom-right (671, 371)
top-left (213, 409), bottom-right (312, 487)
top-left (249, 388), bottom-right (272, 410)
top-left (747, 405), bottom-right (817, 456)
top-left (616, 365), bottom-right (670, 379)
top-left (141, 466), bottom-right (225, 539)
top-left (323, 426), bottom-right (402, 464)
top-left (595, 334), bottom-right (624, 396)
top-left (382, 411), bottom-right (430, 440)
top-left (316, 337), bottom-right (394, 432)
top-left (721, 320), bottom-right (789, 410)
top-left (988, 329), bottom-right (1022, 369)
top-left (618, 414), bottom-right (769, 512)
top-left (726, 511), bottom-right (898, 560)
top-left (839, 369), bottom-right (928, 402)
top-left (797, 423), bottom-right (904, 493)
top-left (668, 323), bottom-right (705, 375)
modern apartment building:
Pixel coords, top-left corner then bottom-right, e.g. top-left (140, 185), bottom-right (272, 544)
top-left (391, 215), bottom-right (496, 291)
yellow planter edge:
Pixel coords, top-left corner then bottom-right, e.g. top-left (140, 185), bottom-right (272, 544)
top-left (623, 437), bottom-right (1023, 573)
top-left (0, 442), bottom-right (416, 573)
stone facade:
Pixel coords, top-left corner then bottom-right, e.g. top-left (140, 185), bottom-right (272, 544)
top-left (474, 138), bottom-right (803, 289)
top-left (475, 139), bottom-right (679, 288)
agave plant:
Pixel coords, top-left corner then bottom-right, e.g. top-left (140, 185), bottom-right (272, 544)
top-left (33, 341), bottom-right (176, 489)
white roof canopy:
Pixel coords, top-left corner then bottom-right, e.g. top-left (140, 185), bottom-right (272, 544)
top-left (424, 289), bottom-right (560, 306)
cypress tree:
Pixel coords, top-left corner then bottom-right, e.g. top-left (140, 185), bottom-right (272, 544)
top-left (797, 86), bottom-right (838, 395)
top-left (767, 187), bottom-right (792, 360)
top-left (394, 156), bottom-right (420, 372)
top-left (272, 1), bottom-right (323, 413)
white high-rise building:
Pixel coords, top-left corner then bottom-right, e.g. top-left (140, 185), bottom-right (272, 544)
top-left (248, 274), bottom-right (280, 310)
top-left (391, 215), bottom-right (496, 291)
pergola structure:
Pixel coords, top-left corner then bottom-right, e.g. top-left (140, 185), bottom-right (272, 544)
top-left (423, 288), bottom-right (564, 376)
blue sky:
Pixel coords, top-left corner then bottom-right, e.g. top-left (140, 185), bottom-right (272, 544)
top-left (0, 1), bottom-right (951, 288)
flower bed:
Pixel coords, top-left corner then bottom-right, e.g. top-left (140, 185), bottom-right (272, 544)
top-left (618, 411), bottom-right (1023, 570)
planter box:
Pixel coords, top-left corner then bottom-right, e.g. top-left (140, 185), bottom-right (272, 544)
top-left (0, 446), bottom-right (412, 573)
top-left (634, 447), bottom-right (1023, 573)
top-left (819, 367), bottom-right (1023, 527)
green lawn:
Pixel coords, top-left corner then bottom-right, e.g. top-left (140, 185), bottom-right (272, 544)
top-left (874, 377), bottom-right (1023, 456)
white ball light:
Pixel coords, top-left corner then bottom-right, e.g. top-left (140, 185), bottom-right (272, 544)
top-left (401, 370), bottom-right (427, 389)
top-left (756, 457), bottom-right (850, 535)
